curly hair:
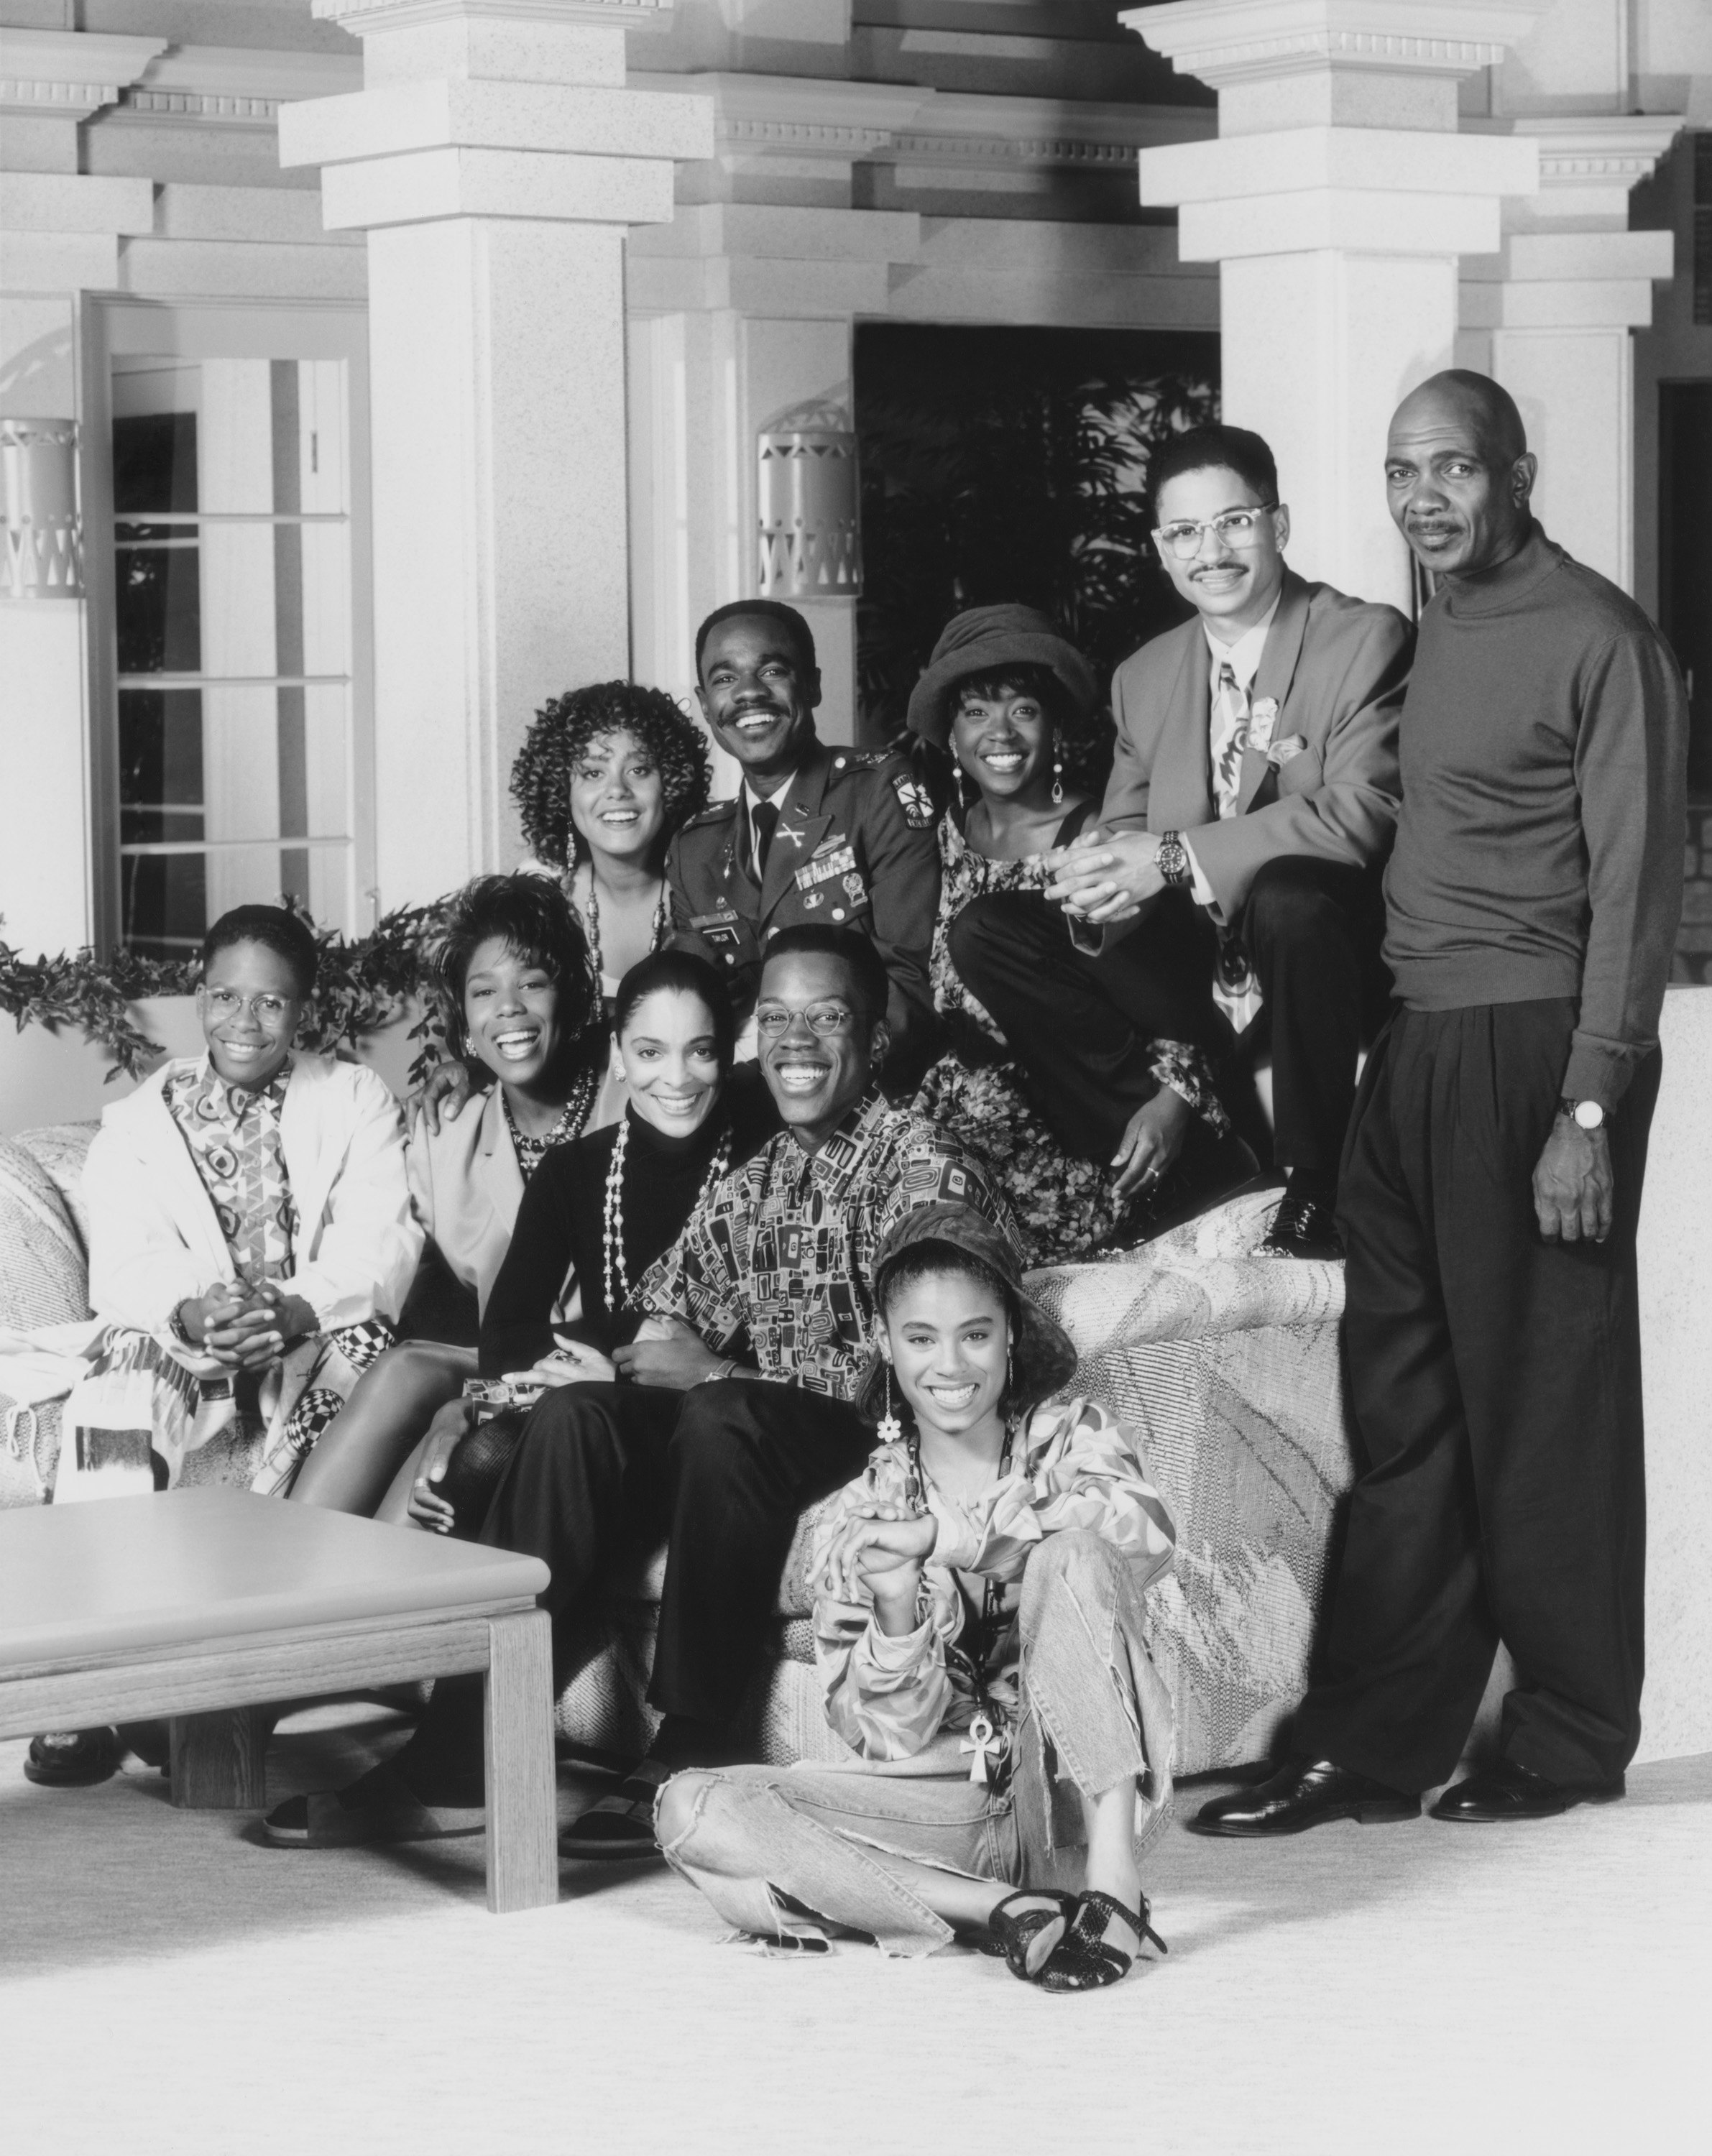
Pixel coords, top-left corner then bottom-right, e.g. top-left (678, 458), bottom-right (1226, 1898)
top-left (510, 681), bottom-right (712, 873)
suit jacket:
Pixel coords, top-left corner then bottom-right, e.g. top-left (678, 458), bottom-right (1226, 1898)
top-left (1103, 569), bottom-right (1411, 919)
top-left (666, 734), bottom-right (940, 1083)
top-left (85, 1053), bottom-right (421, 1337)
top-left (405, 1083), bottom-right (525, 1321)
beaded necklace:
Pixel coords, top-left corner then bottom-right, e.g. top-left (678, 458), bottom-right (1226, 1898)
top-left (502, 1061), bottom-right (599, 1179)
top-left (602, 1113), bottom-right (733, 1320)
top-left (581, 874), bottom-right (670, 987)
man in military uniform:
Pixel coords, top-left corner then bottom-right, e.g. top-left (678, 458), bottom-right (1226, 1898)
top-left (669, 598), bottom-right (941, 1092)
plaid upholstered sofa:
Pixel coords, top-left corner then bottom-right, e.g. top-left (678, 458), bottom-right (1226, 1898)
top-left (0, 1120), bottom-right (1356, 1777)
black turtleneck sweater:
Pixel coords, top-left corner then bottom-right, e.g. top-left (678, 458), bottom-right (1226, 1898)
top-left (1382, 523), bottom-right (1688, 1109)
top-left (479, 1067), bottom-right (776, 1376)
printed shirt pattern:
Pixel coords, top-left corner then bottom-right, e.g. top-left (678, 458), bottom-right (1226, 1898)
top-left (638, 1089), bottom-right (1022, 1400)
top-left (811, 1399), bottom-right (1177, 1760)
top-left (165, 1058), bottom-right (298, 1287)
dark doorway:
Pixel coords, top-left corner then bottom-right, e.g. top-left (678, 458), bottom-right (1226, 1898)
top-left (1661, 379), bottom-right (1712, 799)
top-left (854, 323), bottom-right (1220, 745)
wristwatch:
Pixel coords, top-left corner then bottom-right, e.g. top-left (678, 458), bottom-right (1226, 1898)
top-left (1561, 1098), bottom-right (1606, 1132)
top-left (167, 1300), bottom-right (196, 1347)
top-left (1156, 831), bottom-right (1192, 890)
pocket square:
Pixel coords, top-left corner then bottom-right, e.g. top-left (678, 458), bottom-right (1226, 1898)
top-left (1266, 734), bottom-right (1308, 766)
top-left (1248, 695), bottom-right (1281, 749)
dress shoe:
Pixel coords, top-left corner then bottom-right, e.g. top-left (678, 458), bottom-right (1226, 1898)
top-left (1256, 1186), bottom-right (1343, 1261)
top-left (1188, 1758), bottom-right (1419, 1837)
top-left (1429, 1758), bottom-right (1625, 1823)
top-left (1106, 1128), bottom-right (1261, 1250)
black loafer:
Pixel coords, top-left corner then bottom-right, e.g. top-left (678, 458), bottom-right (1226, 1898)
top-left (24, 1729), bottom-right (121, 1787)
top-left (1188, 1757), bottom-right (1419, 1837)
top-left (1429, 1759), bottom-right (1625, 1823)
top-left (1257, 1189), bottom-right (1343, 1261)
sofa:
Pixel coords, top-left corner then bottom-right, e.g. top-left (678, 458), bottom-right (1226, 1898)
top-left (0, 1120), bottom-right (1356, 1777)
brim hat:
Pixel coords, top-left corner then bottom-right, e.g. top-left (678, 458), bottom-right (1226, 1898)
top-left (905, 604), bottom-right (1098, 750)
top-left (855, 1200), bottom-right (1080, 1424)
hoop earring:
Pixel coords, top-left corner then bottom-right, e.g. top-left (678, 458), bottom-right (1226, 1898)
top-left (1050, 732), bottom-right (1064, 807)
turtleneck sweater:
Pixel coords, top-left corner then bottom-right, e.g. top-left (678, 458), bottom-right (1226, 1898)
top-left (1381, 522), bottom-right (1688, 1109)
top-left (479, 1067), bottom-right (776, 1375)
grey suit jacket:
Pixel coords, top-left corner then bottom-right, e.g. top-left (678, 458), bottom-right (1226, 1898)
top-left (1101, 568), bottom-right (1412, 918)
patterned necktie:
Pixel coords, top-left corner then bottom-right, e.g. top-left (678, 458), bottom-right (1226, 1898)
top-left (750, 797), bottom-right (779, 878)
top-left (1211, 660), bottom-right (1249, 821)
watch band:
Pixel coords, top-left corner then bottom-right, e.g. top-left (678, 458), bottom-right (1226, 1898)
top-left (1157, 830), bottom-right (1192, 890)
top-left (1561, 1097), bottom-right (1606, 1132)
top-left (167, 1300), bottom-right (195, 1347)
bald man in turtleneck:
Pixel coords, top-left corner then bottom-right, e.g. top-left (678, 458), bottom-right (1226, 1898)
top-left (1195, 371), bottom-right (1688, 1836)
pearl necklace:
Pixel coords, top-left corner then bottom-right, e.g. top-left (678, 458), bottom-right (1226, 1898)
top-left (581, 874), bottom-right (670, 987)
top-left (504, 1062), bottom-right (599, 1179)
top-left (602, 1114), bottom-right (732, 1319)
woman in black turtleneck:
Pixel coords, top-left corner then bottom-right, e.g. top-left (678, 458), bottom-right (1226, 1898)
top-left (406, 949), bottom-right (776, 1531)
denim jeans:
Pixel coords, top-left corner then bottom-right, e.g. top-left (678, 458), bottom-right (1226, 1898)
top-left (658, 1530), bottom-right (1174, 1956)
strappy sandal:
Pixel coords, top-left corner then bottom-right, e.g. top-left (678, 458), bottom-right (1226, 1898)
top-left (260, 1761), bottom-right (485, 1848)
top-left (1038, 1888), bottom-right (1169, 1994)
top-left (976, 1889), bottom-right (1079, 1982)
top-left (558, 1758), bottom-right (671, 1861)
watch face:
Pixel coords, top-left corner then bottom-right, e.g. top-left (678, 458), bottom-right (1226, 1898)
top-left (1573, 1100), bottom-right (1604, 1131)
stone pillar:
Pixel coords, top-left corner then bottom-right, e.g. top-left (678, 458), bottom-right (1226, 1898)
top-left (1125, 0), bottom-right (1547, 614)
top-left (1460, 121), bottom-right (1680, 592)
top-left (1, 27), bottom-right (162, 954)
top-left (277, 1), bottom-right (712, 906)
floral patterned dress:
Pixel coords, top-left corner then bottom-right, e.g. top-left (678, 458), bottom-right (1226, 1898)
top-left (911, 811), bottom-right (1226, 1266)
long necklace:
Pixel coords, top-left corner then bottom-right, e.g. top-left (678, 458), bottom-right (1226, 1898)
top-left (581, 872), bottom-right (670, 987)
top-left (602, 1115), bottom-right (732, 1319)
top-left (906, 1419), bottom-right (1019, 1785)
top-left (504, 1061), bottom-right (599, 1179)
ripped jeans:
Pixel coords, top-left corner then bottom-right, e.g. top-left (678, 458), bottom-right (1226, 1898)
top-left (657, 1529), bottom-right (1174, 1956)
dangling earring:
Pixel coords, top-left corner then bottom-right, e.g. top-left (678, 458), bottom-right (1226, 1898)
top-left (1005, 1336), bottom-right (1015, 1400)
top-left (1050, 732), bottom-right (1064, 807)
top-left (877, 1363), bottom-right (903, 1446)
top-left (954, 762), bottom-right (969, 816)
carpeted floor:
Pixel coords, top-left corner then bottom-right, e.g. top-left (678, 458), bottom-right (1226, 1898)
top-left (1, 1710), bottom-right (1706, 2156)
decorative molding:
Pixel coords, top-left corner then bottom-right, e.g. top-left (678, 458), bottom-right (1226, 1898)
top-left (118, 46), bottom-right (363, 129)
top-left (0, 27), bottom-right (167, 124)
top-left (1120, 0), bottom-right (1548, 87)
top-left (312, 0), bottom-right (671, 30)
top-left (883, 94), bottom-right (1212, 174)
top-left (1511, 116), bottom-right (1684, 191)
top-left (633, 72), bottom-right (931, 162)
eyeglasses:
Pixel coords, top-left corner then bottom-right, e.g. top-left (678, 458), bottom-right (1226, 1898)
top-left (1153, 506), bottom-right (1279, 561)
top-left (203, 989), bottom-right (295, 1022)
top-left (755, 1001), bottom-right (856, 1040)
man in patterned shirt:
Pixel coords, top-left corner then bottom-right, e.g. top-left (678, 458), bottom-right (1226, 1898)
top-left (271, 926), bottom-right (1021, 1857)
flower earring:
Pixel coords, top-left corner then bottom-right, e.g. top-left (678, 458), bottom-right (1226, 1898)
top-left (877, 1363), bottom-right (903, 1446)
top-left (1050, 732), bottom-right (1064, 806)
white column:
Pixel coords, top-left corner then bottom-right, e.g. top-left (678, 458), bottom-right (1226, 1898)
top-left (1125, 0), bottom-right (1547, 614)
top-left (0, 28), bottom-right (162, 954)
top-left (277, 0), bottom-right (712, 906)
top-left (1460, 120), bottom-right (1681, 591)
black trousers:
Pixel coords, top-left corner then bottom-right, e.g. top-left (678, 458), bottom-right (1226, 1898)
top-left (947, 887), bottom-right (1219, 1161)
top-left (399, 1378), bottom-right (873, 1795)
top-left (1292, 999), bottom-right (1658, 1792)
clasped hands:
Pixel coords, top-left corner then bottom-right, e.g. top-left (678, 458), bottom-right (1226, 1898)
top-left (174, 1282), bottom-right (316, 1370)
top-left (1042, 824), bottom-right (1166, 928)
top-left (497, 1317), bottom-right (727, 1398)
top-left (817, 1501), bottom-right (938, 1631)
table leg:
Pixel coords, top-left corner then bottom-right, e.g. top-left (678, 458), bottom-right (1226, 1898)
top-left (170, 1707), bottom-right (270, 1809)
top-left (483, 1608), bottom-right (557, 1914)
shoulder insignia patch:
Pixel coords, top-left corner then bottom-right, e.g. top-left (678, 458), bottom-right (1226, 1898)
top-left (889, 773), bottom-right (936, 829)
top-left (681, 800), bottom-right (738, 831)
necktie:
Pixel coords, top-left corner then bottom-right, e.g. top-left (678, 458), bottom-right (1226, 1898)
top-left (750, 798), bottom-right (779, 879)
top-left (1212, 660), bottom-right (1249, 820)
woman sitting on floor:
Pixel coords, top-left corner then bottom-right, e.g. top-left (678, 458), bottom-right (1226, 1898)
top-left (24, 903), bottom-right (421, 1787)
top-left (400, 948), bottom-right (775, 1539)
top-left (287, 872), bottom-right (606, 1519)
top-left (908, 605), bottom-right (1247, 1259)
top-left (655, 1201), bottom-right (1176, 1991)
top-left (413, 680), bottom-right (713, 1136)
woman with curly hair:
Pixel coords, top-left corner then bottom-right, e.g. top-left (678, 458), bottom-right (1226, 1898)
top-left (415, 681), bottom-right (712, 1135)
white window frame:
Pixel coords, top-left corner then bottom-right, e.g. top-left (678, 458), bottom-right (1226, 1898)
top-left (82, 299), bottom-right (374, 958)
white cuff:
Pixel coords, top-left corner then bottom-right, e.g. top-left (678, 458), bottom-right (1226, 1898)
top-left (1181, 835), bottom-right (1218, 912)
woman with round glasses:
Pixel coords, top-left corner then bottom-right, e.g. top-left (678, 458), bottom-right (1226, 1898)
top-left (906, 604), bottom-right (1243, 1261)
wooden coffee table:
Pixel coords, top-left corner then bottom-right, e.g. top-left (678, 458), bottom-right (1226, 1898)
top-left (0, 1488), bottom-right (556, 1913)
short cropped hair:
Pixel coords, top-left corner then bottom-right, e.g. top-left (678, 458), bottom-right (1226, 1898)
top-left (1150, 424), bottom-right (1279, 517)
top-left (510, 681), bottom-right (712, 874)
top-left (693, 599), bottom-right (817, 681)
top-left (761, 923), bottom-right (890, 1031)
top-left (433, 873), bottom-right (598, 1036)
top-left (201, 905), bottom-right (319, 998)
top-left (612, 947), bottom-right (736, 1069)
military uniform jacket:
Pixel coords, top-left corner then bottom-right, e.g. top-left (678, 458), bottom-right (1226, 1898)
top-left (666, 736), bottom-right (940, 1083)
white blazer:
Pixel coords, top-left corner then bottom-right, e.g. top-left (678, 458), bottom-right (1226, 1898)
top-left (85, 1054), bottom-right (422, 1337)
top-left (405, 1084), bottom-right (525, 1319)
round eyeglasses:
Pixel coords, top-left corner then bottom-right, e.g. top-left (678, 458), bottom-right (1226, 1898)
top-left (1153, 505), bottom-right (1279, 561)
top-left (755, 1001), bottom-right (855, 1040)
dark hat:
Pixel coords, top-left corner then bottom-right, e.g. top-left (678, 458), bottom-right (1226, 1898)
top-left (855, 1201), bottom-right (1080, 1424)
top-left (905, 604), bottom-right (1098, 750)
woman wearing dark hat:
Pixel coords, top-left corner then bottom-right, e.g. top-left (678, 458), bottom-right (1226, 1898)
top-left (655, 1202), bottom-right (1177, 1991)
top-left (906, 604), bottom-right (1238, 1258)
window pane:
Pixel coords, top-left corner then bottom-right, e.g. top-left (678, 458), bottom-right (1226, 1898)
top-left (113, 409), bottom-right (197, 515)
top-left (119, 688), bottom-right (203, 846)
top-left (115, 526), bottom-right (201, 674)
